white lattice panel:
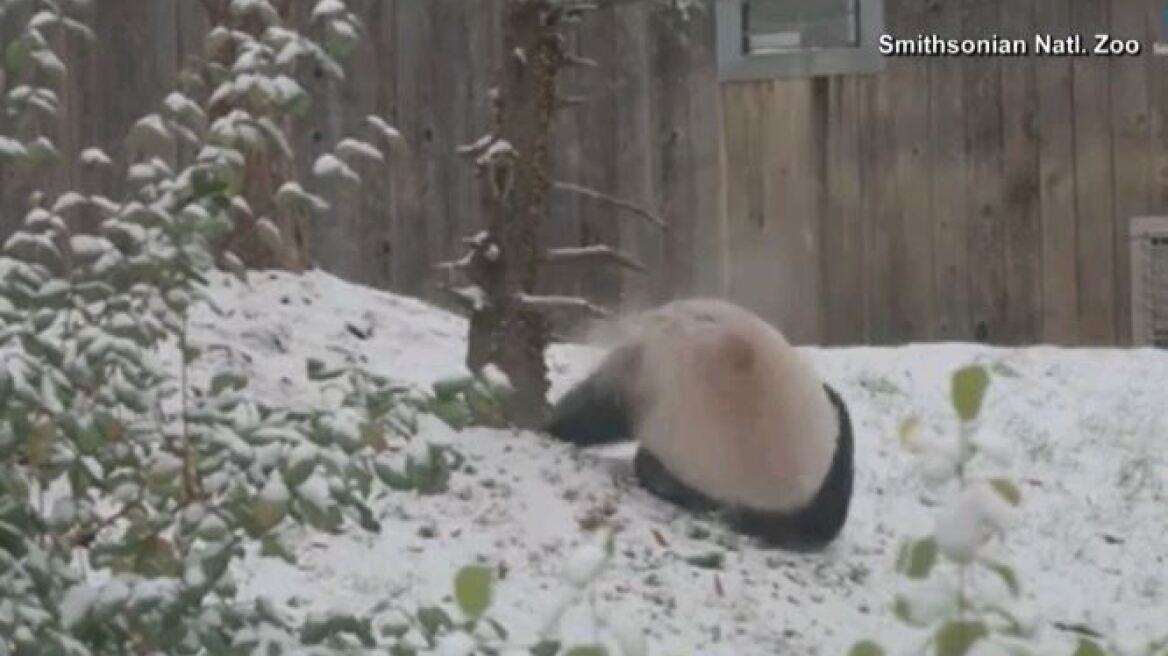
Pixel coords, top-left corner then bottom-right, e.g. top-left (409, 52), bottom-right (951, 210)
top-left (1131, 217), bottom-right (1168, 347)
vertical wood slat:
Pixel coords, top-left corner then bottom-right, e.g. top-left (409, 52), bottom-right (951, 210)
top-left (1034, 0), bottom-right (1080, 344)
top-left (1000, 0), bottom-right (1042, 344)
top-left (610, 3), bottom-right (657, 309)
top-left (1071, 0), bottom-right (1117, 344)
top-left (574, 6), bottom-right (625, 307)
top-left (888, 0), bottom-right (934, 341)
top-left (858, 70), bottom-right (895, 344)
top-left (964, 0), bottom-right (1007, 344)
top-left (928, 0), bottom-right (971, 341)
top-left (1107, 0), bottom-right (1154, 345)
top-left (648, 8), bottom-right (698, 301)
top-left (820, 75), bottom-right (864, 345)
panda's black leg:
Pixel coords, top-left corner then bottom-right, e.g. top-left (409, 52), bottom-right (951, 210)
top-left (545, 343), bottom-right (640, 446)
top-left (633, 447), bottom-right (719, 513)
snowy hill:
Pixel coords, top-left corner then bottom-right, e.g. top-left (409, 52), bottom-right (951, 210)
top-left (186, 270), bottom-right (1168, 655)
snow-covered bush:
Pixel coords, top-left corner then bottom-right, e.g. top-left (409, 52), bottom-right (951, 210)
top-left (0, 0), bottom-right (93, 169)
top-left (375, 531), bottom-right (645, 656)
top-left (850, 366), bottom-right (1167, 656)
top-left (0, 1), bottom-right (431, 653)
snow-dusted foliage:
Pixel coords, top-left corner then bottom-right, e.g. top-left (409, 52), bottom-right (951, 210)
top-left (850, 368), bottom-right (1167, 656)
top-left (0, 2), bottom-right (653, 653)
top-left (0, 2), bottom-right (458, 654)
top-left (0, 0), bottom-right (93, 167)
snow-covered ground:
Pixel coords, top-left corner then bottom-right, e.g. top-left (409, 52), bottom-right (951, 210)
top-left (188, 270), bottom-right (1168, 655)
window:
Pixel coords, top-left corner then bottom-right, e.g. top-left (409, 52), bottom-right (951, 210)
top-left (716, 0), bottom-right (885, 81)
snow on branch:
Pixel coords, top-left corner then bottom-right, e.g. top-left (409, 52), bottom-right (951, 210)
top-left (563, 53), bottom-right (599, 69)
top-left (550, 181), bottom-right (667, 230)
top-left (434, 251), bottom-right (473, 272)
top-left (440, 284), bottom-right (488, 312)
top-left (515, 293), bottom-right (610, 318)
top-left (457, 133), bottom-right (497, 159)
top-left (556, 94), bottom-right (589, 111)
top-left (542, 245), bottom-right (646, 273)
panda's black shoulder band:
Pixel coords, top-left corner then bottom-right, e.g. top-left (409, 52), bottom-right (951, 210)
top-left (544, 343), bottom-right (642, 446)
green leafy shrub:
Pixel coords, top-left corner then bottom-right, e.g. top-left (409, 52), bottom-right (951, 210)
top-left (851, 366), bottom-right (1167, 656)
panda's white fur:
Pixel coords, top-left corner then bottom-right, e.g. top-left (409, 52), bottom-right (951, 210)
top-left (545, 297), bottom-right (854, 548)
top-left (627, 298), bottom-right (838, 512)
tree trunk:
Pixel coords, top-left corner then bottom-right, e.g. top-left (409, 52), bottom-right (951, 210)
top-left (464, 0), bottom-right (565, 429)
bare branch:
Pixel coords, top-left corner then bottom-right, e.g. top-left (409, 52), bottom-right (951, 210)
top-left (434, 251), bottom-right (473, 272)
top-left (438, 284), bottom-right (487, 312)
top-left (550, 181), bottom-right (667, 230)
top-left (543, 245), bottom-right (646, 272)
top-left (556, 94), bottom-right (589, 110)
top-left (516, 293), bottom-right (610, 318)
top-left (456, 133), bottom-right (497, 159)
top-left (563, 54), bottom-right (599, 68)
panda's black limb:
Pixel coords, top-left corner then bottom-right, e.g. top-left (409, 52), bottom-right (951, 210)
top-left (633, 384), bottom-right (855, 551)
top-left (633, 448), bottom-right (719, 513)
top-left (544, 343), bottom-right (641, 446)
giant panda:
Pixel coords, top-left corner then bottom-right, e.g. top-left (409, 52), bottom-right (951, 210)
top-left (544, 298), bottom-right (854, 550)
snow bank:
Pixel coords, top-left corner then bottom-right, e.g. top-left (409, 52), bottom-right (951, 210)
top-left (188, 270), bottom-right (1168, 655)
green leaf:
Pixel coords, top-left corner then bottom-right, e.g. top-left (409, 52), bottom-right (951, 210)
top-left (530, 641), bottom-right (562, 656)
top-left (951, 366), bottom-right (989, 422)
top-left (564, 647), bottom-right (608, 656)
top-left (849, 642), bottom-right (886, 656)
top-left (132, 536), bottom-right (182, 577)
top-left (432, 376), bottom-right (475, 401)
top-left (260, 533), bottom-right (297, 565)
top-left (210, 371), bottom-right (247, 396)
top-left (897, 537), bottom-right (938, 580)
top-left (416, 606), bottom-right (454, 638)
top-left (988, 478), bottom-right (1022, 506)
top-left (454, 565), bottom-right (493, 618)
top-left (300, 613), bottom-right (375, 648)
top-left (374, 460), bottom-right (413, 491)
top-left (934, 620), bottom-right (987, 656)
top-left (1073, 639), bottom-right (1109, 656)
top-left (983, 560), bottom-right (1020, 596)
top-left (253, 497), bottom-right (287, 533)
top-left (306, 357), bottom-right (345, 381)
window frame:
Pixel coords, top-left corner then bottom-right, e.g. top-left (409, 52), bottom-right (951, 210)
top-left (715, 0), bottom-right (887, 81)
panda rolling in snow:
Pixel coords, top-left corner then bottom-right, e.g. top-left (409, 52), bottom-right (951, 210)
top-left (545, 299), bottom-right (854, 550)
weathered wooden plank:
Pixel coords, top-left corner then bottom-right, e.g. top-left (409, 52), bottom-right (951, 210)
top-left (392, 0), bottom-right (439, 296)
top-left (928, 0), bottom-right (971, 341)
top-left (858, 70), bottom-right (896, 344)
top-left (772, 79), bottom-right (823, 343)
top-left (1000, 0), bottom-right (1042, 344)
top-left (610, 2), bottom-right (657, 309)
top-left (540, 15), bottom-right (585, 300)
top-left (820, 75), bottom-right (864, 345)
top-left (648, 6), bottom-right (699, 301)
top-left (1107, 0), bottom-right (1155, 345)
top-left (573, 5), bottom-right (626, 307)
top-left (963, 0), bottom-right (1006, 344)
top-left (1034, 0), bottom-right (1079, 344)
top-left (887, 0), bottom-right (934, 342)
top-left (1071, 0), bottom-right (1116, 344)
top-left (1148, 0), bottom-right (1168, 217)
top-left (721, 81), bottom-right (782, 327)
top-left (683, 9), bottom-right (725, 299)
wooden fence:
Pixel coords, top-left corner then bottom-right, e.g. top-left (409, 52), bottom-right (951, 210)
top-left (0, 0), bottom-right (721, 322)
top-left (2, 0), bottom-right (1166, 346)
top-left (720, 0), bottom-right (1168, 346)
